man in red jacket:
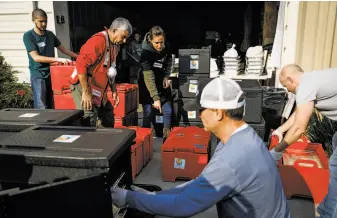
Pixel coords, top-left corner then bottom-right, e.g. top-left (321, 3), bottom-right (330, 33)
top-left (70, 17), bottom-right (132, 127)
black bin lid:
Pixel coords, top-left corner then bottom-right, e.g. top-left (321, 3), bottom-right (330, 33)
top-left (0, 108), bottom-right (84, 131)
top-left (0, 125), bottom-right (136, 168)
top-left (235, 80), bottom-right (262, 91)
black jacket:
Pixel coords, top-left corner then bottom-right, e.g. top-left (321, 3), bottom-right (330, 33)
top-left (138, 37), bottom-right (172, 105)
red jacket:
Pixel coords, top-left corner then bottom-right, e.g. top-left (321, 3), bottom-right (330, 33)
top-left (74, 30), bottom-right (119, 105)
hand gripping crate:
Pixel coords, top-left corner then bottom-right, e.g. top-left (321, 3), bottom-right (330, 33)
top-left (269, 133), bottom-right (329, 204)
top-left (161, 126), bottom-right (211, 182)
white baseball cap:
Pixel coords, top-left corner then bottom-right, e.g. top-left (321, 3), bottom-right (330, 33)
top-left (185, 77), bottom-right (246, 111)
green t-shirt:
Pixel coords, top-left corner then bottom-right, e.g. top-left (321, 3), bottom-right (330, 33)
top-left (23, 29), bottom-right (61, 78)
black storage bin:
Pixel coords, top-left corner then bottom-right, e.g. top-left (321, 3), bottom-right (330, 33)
top-left (151, 111), bottom-right (164, 137)
top-left (248, 117), bottom-right (266, 140)
top-left (178, 121), bottom-right (203, 128)
top-left (178, 74), bottom-right (209, 98)
top-left (0, 174), bottom-right (116, 218)
top-left (0, 108), bottom-right (86, 132)
top-left (235, 80), bottom-right (263, 123)
top-left (138, 112), bottom-right (143, 127)
top-left (176, 98), bottom-right (202, 123)
top-left (179, 49), bottom-right (210, 75)
top-left (0, 125), bottom-right (135, 190)
top-left (262, 86), bottom-right (288, 117)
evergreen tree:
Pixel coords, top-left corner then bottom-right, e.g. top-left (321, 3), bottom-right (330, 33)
top-left (0, 55), bottom-right (34, 109)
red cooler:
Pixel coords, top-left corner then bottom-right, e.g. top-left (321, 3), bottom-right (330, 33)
top-left (161, 126), bottom-right (211, 182)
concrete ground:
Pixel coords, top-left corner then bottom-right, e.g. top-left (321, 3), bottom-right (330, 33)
top-left (134, 137), bottom-right (317, 218)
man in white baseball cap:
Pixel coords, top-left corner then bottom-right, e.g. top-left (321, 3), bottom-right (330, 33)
top-left (110, 77), bottom-right (290, 218)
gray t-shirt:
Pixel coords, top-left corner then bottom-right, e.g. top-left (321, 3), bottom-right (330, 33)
top-left (126, 125), bottom-right (291, 218)
top-left (296, 68), bottom-right (337, 121)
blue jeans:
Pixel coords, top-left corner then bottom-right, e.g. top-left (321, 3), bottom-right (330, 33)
top-left (30, 75), bottom-right (54, 109)
top-left (142, 101), bottom-right (172, 129)
top-left (317, 132), bottom-right (337, 218)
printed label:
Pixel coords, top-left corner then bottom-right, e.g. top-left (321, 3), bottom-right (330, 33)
top-left (153, 62), bottom-right (163, 68)
top-left (155, 115), bottom-right (163, 124)
top-left (92, 89), bottom-right (102, 97)
top-left (53, 135), bottom-right (81, 143)
top-left (190, 55), bottom-right (199, 70)
top-left (37, 42), bottom-right (46, 47)
top-left (174, 158), bottom-right (186, 169)
top-left (189, 80), bottom-right (198, 84)
top-left (188, 111), bottom-right (197, 119)
top-left (189, 84), bottom-right (198, 93)
top-left (19, 113), bottom-right (39, 118)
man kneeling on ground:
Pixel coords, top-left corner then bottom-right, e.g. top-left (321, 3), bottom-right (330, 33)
top-left (110, 77), bottom-right (291, 218)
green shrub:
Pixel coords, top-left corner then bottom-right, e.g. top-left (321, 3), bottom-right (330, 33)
top-left (0, 55), bottom-right (34, 109)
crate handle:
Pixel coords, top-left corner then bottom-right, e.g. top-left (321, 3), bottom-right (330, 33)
top-left (63, 89), bottom-right (72, 94)
top-left (176, 148), bottom-right (192, 152)
top-left (293, 159), bottom-right (319, 168)
top-left (268, 129), bottom-right (308, 150)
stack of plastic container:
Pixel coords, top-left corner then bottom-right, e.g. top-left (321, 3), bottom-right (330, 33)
top-left (112, 83), bottom-right (139, 127)
top-left (118, 126), bottom-right (153, 182)
top-left (245, 46), bottom-right (264, 75)
top-left (223, 44), bottom-right (241, 77)
top-left (50, 62), bottom-right (139, 127)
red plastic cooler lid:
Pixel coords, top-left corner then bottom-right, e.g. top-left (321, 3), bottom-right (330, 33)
top-left (170, 126), bottom-right (211, 139)
top-left (161, 136), bottom-right (209, 154)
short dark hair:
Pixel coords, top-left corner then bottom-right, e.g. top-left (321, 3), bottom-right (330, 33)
top-left (224, 93), bottom-right (245, 121)
top-left (147, 26), bottom-right (165, 41)
top-left (32, 9), bottom-right (47, 20)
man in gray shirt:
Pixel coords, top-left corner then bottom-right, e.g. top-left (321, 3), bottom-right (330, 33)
top-left (270, 64), bottom-right (337, 218)
top-left (111, 77), bottom-right (290, 217)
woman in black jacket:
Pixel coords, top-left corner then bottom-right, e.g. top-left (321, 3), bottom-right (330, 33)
top-left (138, 26), bottom-right (173, 142)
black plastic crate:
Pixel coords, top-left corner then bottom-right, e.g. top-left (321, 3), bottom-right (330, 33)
top-left (262, 86), bottom-right (288, 117)
top-left (0, 125), bottom-right (135, 188)
top-left (178, 74), bottom-right (209, 98)
top-left (152, 112), bottom-right (164, 137)
top-left (0, 108), bottom-right (86, 132)
top-left (176, 98), bottom-right (202, 123)
top-left (177, 121), bottom-right (203, 128)
top-left (248, 117), bottom-right (266, 140)
top-left (235, 80), bottom-right (263, 123)
top-left (179, 49), bottom-right (210, 75)
top-left (0, 174), bottom-right (114, 218)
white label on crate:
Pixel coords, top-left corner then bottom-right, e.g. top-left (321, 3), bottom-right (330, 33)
top-left (155, 115), bottom-right (163, 124)
top-left (53, 135), bottom-right (81, 143)
top-left (19, 113), bottom-right (39, 118)
top-left (188, 111), bottom-right (196, 119)
top-left (174, 158), bottom-right (186, 169)
top-left (190, 60), bottom-right (199, 70)
top-left (189, 80), bottom-right (198, 93)
top-left (190, 55), bottom-right (199, 70)
top-left (189, 84), bottom-right (198, 93)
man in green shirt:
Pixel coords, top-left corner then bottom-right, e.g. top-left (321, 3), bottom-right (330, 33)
top-left (23, 8), bottom-right (78, 109)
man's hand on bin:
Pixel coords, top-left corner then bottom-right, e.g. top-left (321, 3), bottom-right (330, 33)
top-left (130, 185), bottom-right (156, 195)
top-left (272, 129), bottom-right (284, 142)
top-left (269, 129), bottom-right (285, 161)
top-left (110, 187), bottom-right (128, 208)
top-left (81, 90), bottom-right (92, 111)
top-left (112, 92), bottom-right (120, 108)
top-left (56, 58), bottom-right (72, 64)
